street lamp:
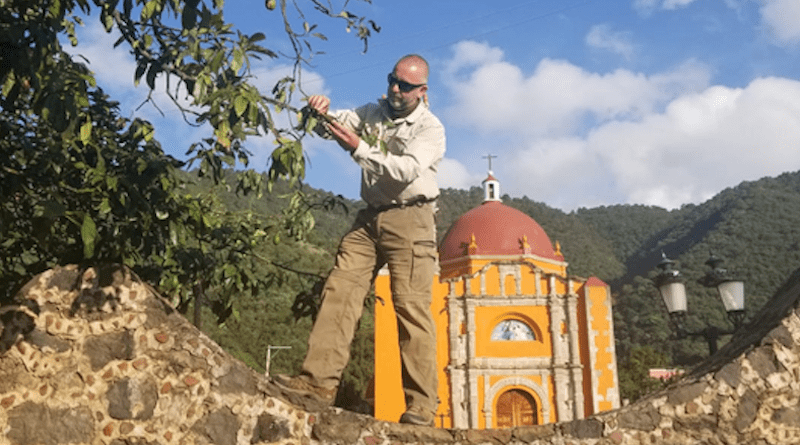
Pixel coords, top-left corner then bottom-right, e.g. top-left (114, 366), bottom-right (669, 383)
top-left (653, 252), bottom-right (746, 355)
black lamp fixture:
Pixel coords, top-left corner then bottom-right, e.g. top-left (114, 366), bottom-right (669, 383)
top-left (653, 252), bottom-right (746, 355)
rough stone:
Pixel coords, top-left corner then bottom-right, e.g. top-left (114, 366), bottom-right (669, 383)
top-left (251, 413), bottom-right (292, 443)
top-left (192, 408), bottom-right (240, 445)
top-left (608, 430), bottom-right (624, 444)
top-left (218, 361), bottom-right (258, 395)
top-left (715, 361), bottom-right (741, 388)
top-left (734, 388), bottom-right (759, 433)
top-left (7, 262), bottom-right (800, 445)
top-left (0, 356), bottom-right (28, 394)
top-left (514, 423), bottom-right (556, 442)
top-left (674, 414), bottom-right (717, 432)
top-left (463, 428), bottom-right (512, 444)
top-left (562, 418), bottom-right (603, 439)
top-left (151, 349), bottom-right (207, 375)
top-left (363, 436), bottom-right (382, 445)
top-left (385, 423), bottom-right (456, 444)
top-left (109, 439), bottom-right (157, 445)
top-left (747, 347), bottom-right (780, 378)
top-left (141, 296), bottom-right (175, 329)
top-left (762, 324), bottom-right (794, 348)
top-left (667, 381), bottom-right (707, 405)
top-left (26, 329), bottom-right (71, 352)
top-left (313, 409), bottom-right (370, 444)
top-left (85, 330), bottom-right (135, 371)
top-left (106, 377), bottom-right (157, 420)
top-left (7, 402), bottom-right (94, 445)
top-left (618, 404), bottom-right (661, 431)
top-left (771, 406), bottom-right (800, 425)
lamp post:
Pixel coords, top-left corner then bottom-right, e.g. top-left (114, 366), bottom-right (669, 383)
top-left (653, 253), bottom-right (746, 355)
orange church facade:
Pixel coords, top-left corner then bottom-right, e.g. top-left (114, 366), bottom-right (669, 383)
top-left (372, 174), bottom-right (620, 429)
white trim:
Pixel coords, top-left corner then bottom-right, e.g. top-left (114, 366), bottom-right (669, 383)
top-left (439, 254), bottom-right (568, 271)
top-left (566, 292), bottom-right (584, 419)
top-left (468, 357), bottom-right (553, 369)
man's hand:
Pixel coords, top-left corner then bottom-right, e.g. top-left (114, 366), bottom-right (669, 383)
top-left (326, 119), bottom-right (360, 153)
top-left (307, 95), bottom-right (330, 115)
top-left (307, 95), bottom-right (359, 153)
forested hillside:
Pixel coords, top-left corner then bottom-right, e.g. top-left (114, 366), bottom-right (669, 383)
top-left (192, 169), bottom-right (800, 406)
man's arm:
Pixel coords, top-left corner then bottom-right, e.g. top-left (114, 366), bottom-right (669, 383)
top-left (351, 122), bottom-right (445, 184)
top-left (307, 95), bottom-right (360, 153)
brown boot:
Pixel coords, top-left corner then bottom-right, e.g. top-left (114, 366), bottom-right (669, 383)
top-left (399, 405), bottom-right (435, 427)
top-left (272, 374), bottom-right (336, 408)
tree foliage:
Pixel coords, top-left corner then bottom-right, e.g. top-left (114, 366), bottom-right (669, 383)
top-left (0, 0), bottom-right (376, 319)
top-left (617, 346), bottom-right (671, 403)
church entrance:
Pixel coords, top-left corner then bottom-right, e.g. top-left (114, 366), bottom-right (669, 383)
top-left (495, 389), bottom-right (538, 428)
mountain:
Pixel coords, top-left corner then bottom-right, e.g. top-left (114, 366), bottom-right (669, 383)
top-left (192, 168), bottom-right (800, 398)
top-left (437, 171), bottom-right (800, 366)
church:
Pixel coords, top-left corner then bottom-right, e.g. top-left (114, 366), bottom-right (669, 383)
top-left (371, 171), bottom-right (620, 429)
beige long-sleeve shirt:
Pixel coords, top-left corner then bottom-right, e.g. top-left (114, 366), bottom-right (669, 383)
top-left (330, 99), bottom-right (446, 208)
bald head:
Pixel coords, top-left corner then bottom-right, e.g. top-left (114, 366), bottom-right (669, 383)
top-left (394, 54), bottom-right (429, 85)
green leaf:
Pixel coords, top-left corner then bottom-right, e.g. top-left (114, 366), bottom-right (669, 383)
top-left (232, 48), bottom-right (244, 73)
top-left (142, 0), bottom-right (158, 20)
top-left (81, 214), bottom-right (98, 259)
top-left (80, 120), bottom-right (92, 145)
top-left (146, 63), bottom-right (159, 89)
top-left (99, 198), bottom-right (111, 215)
top-left (134, 62), bottom-right (147, 86)
top-left (234, 95), bottom-right (248, 117)
top-left (103, 11), bottom-right (114, 32)
top-left (182, 3), bottom-right (198, 29)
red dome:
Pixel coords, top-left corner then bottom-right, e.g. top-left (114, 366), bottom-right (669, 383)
top-left (439, 201), bottom-right (560, 262)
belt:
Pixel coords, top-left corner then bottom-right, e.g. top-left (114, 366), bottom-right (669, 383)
top-left (369, 196), bottom-right (437, 213)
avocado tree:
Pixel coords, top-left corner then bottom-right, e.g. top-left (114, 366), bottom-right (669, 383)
top-left (0, 0), bottom-right (377, 319)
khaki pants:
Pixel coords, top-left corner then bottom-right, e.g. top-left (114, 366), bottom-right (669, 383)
top-left (301, 202), bottom-right (438, 413)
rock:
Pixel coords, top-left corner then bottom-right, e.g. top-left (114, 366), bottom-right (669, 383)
top-left (618, 404), bottom-right (661, 431)
top-left (85, 330), bottom-right (135, 371)
top-left (251, 413), bottom-right (292, 443)
top-left (106, 377), bottom-right (158, 420)
top-left (192, 408), bottom-right (240, 445)
top-left (7, 402), bottom-right (94, 445)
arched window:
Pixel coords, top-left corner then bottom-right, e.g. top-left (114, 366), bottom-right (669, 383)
top-left (496, 389), bottom-right (538, 428)
top-left (491, 319), bottom-right (535, 341)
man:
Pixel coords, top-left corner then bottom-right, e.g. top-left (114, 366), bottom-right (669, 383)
top-left (273, 54), bottom-right (445, 426)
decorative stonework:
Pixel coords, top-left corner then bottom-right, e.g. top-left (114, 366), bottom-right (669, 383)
top-left (3, 263), bottom-right (800, 444)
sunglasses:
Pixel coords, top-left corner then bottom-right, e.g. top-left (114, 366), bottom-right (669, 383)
top-left (387, 73), bottom-right (426, 92)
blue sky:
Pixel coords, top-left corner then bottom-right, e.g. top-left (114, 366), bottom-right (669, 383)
top-left (73, 0), bottom-right (800, 211)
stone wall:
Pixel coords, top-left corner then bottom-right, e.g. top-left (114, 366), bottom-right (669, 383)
top-left (2, 264), bottom-right (800, 444)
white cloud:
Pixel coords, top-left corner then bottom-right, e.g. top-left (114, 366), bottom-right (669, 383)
top-left (438, 158), bottom-right (484, 191)
top-left (759, 0), bottom-right (800, 46)
top-left (662, 0), bottom-right (698, 10)
top-left (586, 24), bottom-right (636, 60)
top-left (441, 41), bottom-right (800, 210)
top-left (589, 77), bottom-right (800, 208)
top-left (442, 41), bottom-right (711, 137)
top-left (634, 0), bottom-right (699, 14)
top-left (72, 29), bottom-right (136, 91)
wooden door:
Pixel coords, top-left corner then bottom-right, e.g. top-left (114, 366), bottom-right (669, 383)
top-left (495, 389), bottom-right (537, 428)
